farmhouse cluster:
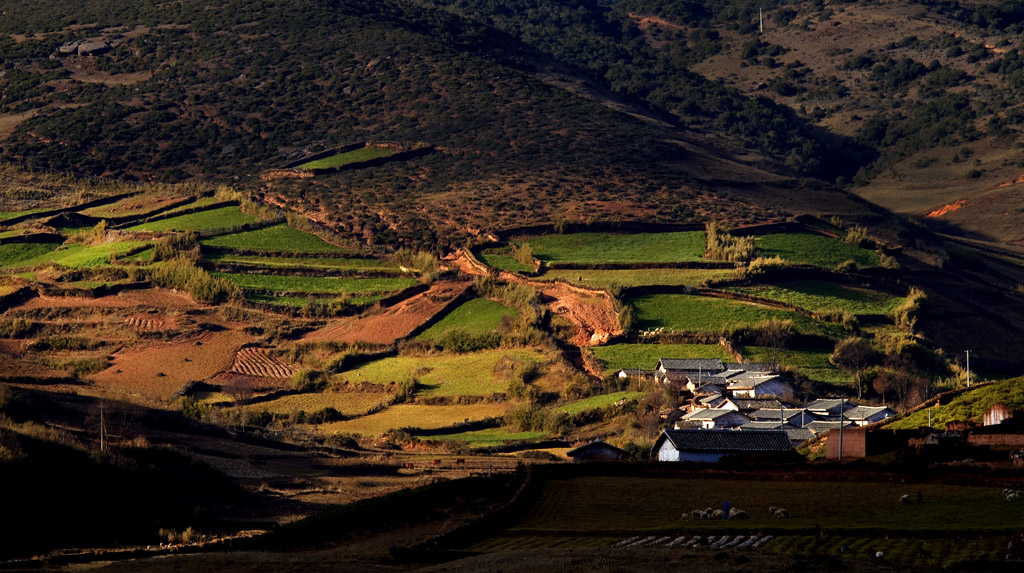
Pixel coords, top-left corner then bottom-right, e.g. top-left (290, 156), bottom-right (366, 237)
top-left (617, 358), bottom-right (897, 462)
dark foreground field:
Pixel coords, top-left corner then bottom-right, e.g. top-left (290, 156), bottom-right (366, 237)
top-left (74, 463), bottom-right (1024, 572)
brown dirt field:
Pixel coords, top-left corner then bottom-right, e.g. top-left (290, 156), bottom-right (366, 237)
top-left (69, 70), bottom-right (153, 86)
top-left (0, 353), bottom-right (68, 380)
top-left (229, 347), bottom-right (295, 379)
top-left (90, 328), bottom-right (254, 403)
top-left (0, 339), bottom-right (26, 356)
top-left (123, 313), bottom-right (179, 331)
top-left (210, 372), bottom-right (290, 394)
top-left (0, 110), bottom-right (36, 140)
top-left (12, 288), bottom-right (197, 311)
top-left (303, 280), bottom-right (471, 344)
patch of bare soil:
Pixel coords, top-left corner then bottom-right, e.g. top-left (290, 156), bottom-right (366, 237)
top-left (124, 313), bottom-right (178, 331)
top-left (0, 353), bottom-right (68, 380)
top-left (90, 328), bottom-right (254, 403)
top-left (303, 280), bottom-right (471, 344)
top-left (210, 372), bottom-right (289, 394)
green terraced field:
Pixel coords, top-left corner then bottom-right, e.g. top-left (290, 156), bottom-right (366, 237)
top-left (320, 402), bottom-right (511, 435)
top-left (726, 280), bottom-right (903, 315)
top-left (629, 293), bottom-right (841, 337)
top-left (592, 343), bottom-right (733, 374)
top-left (212, 272), bottom-right (417, 294)
top-left (426, 428), bottom-right (546, 446)
top-left (296, 146), bottom-right (396, 170)
top-left (339, 349), bottom-right (548, 396)
top-left (476, 248), bottom-right (534, 272)
top-left (738, 345), bottom-right (853, 386)
top-left (0, 241), bottom-right (150, 270)
top-left (417, 298), bottom-right (518, 340)
top-left (205, 253), bottom-right (392, 270)
top-left (755, 232), bottom-right (879, 268)
top-left (127, 206), bottom-right (256, 232)
top-left (887, 376), bottom-right (1024, 429)
top-left (525, 231), bottom-right (707, 264)
top-left (201, 223), bottom-right (349, 253)
top-left (245, 293), bottom-right (382, 307)
top-left (542, 267), bottom-right (735, 288)
top-left (0, 208), bottom-right (45, 221)
top-left (560, 391), bottom-right (644, 415)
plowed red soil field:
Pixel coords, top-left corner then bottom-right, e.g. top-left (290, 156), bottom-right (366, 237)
top-left (303, 280), bottom-right (471, 344)
top-left (90, 328), bottom-right (253, 403)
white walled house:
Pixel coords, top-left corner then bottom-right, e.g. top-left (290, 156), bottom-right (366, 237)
top-left (676, 408), bottom-right (750, 429)
top-left (653, 429), bottom-right (793, 462)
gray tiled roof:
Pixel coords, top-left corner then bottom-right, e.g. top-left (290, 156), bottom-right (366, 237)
top-left (660, 429), bottom-right (793, 452)
top-left (804, 399), bottom-right (858, 413)
top-left (724, 362), bottom-right (777, 373)
top-left (681, 408), bottom-right (739, 420)
top-left (842, 406), bottom-right (896, 421)
top-left (731, 398), bottom-right (789, 411)
top-left (659, 358), bottom-right (724, 372)
top-left (805, 420), bottom-right (856, 434)
top-left (749, 408), bottom-right (817, 423)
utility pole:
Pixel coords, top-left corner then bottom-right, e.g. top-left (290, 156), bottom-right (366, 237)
top-left (100, 401), bottom-right (105, 453)
top-left (966, 350), bottom-right (971, 388)
top-left (759, 7), bottom-right (764, 33)
top-left (838, 398), bottom-right (844, 462)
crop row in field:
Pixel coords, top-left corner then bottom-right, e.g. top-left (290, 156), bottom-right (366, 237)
top-left (339, 348), bottom-right (548, 396)
top-left (756, 232), bottom-right (879, 268)
top-left (321, 402), bottom-right (511, 435)
top-left (592, 343), bottom-right (733, 375)
top-left (205, 253), bottom-right (392, 271)
top-left (560, 391), bottom-right (644, 415)
top-left (211, 272), bottom-right (417, 295)
top-left (522, 231), bottom-right (707, 264)
top-left (628, 293), bottom-right (842, 338)
top-left (416, 298), bottom-right (518, 341)
top-left (296, 146), bottom-right (396, 170)
top-left (201, 223), bottom-right (349, 253)
top-left (541, 268), bottom-right (736, 288)
top-left (509, 475), bottom-right (1018, 533)
top-left (127, 206), bottom-right (256, 232)
top-left (725, 280), bottom-right (903, 316)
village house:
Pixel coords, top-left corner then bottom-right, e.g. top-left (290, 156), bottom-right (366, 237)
top-left (737, 421), bottom-right (815, 447)
top-left (747, 408), bottom-right (821, 428)
top-left (653, 429), bottom-right (793, 462)
top-left (655, 358), bottom-right (725, 385)
top-left (726, 373), bottom-right (795, 400)
top-left (675, 408), bottom-right (750, 429)
top-left (842, 405), bottom-right (898, 426)
top-left (804, 398), bottom-right (858, 418)
top-left (566, 440), bottom-right (630, 463)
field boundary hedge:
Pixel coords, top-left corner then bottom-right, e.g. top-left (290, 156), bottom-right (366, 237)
top-left (0, 285), bottom-right (37, 312)
top-left (201, 246), bottom-right (368, 259)
top-left (0, 232), bottom-right (64, 246)
top-left (203, 263), bottom-right (402, 279)
top-left (101, 196), bottom-right (203, 227)
top-left (496, 221), bottom-right (705, 240)
top-left (542, 260), bottom-right (736, 271)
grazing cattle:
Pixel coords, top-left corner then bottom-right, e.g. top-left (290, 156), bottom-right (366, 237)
top-left (405, 463), bottom-right (415, 469)
top-left (432, 459), bottom-right (442, 466)
top-left (455, 458), bottom-right (466, 465)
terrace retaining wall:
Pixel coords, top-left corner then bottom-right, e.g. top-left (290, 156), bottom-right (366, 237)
top-left (496, 221), bottom-right (705, 240)
top-left (0, 190), bottom-right (139, 227)
top-left (0, 232), bottom-right (64, 246)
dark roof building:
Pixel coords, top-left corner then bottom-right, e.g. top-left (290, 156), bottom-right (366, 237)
top-left (566, 440), bottom-right (630, 463)
top-left (653, 429), bottom-right (793, 462)
top-left (804, 399), bottom-right (858, 418)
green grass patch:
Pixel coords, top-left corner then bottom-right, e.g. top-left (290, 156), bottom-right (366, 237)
top-left (726, 280), bottom-right (903, 315)
top-left (201, 223), bottom-right (349, 253)
top-left (211, 272), bottom-right (417, 295)
top-left (204, 252), bottom-right (391, 270)
top-left (542, 268), bottom-right (735, 288)
top-left (629, 293), bottom-right (840, 337)
top-left (297, 147), bottom-right (396, 170)
top-left (1, 240), bottom-right (150, 270)
top-left (738, 345), bottom-right (853, 386)
top-left (80, 194), bottom-right (189, 218)
top-left (560, 391), bottom-right (644, 415)
top-left (157, 196), bottom-right (220, 218)
top-left (417, 298), bottom-right (518, 341)
top-left (0, 208), bottom-right (45, 221)
top-left (756, 232), bottom-right (879, 268)
top-left (476, 248), bottom-right (534, 272)
top-left (525, 232), bottom-right (706, 264)
top-left (887, 376), bottom-right (1024, 429)
top-left (127, 206), bottom-right (256, 233)
top-left (592, 343), bottom-right (733, 374)
top-left (427, 427), bottom-right (546, 446)
top-left (0, 242), bottom-right (62, 269)
top-left (339, 349), bottom-right (548, 396)
top-left (510, 476), bottom-right (1018, 534)
top-left (321, 402), bottom-right (511, 435)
